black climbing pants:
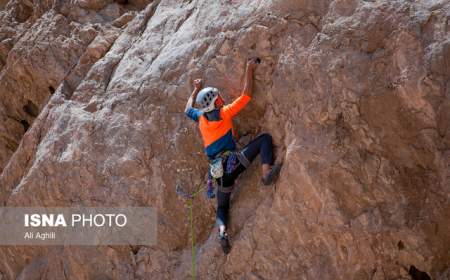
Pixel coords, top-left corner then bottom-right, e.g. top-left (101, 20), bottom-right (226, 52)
top-left (241, 133), bottom-right (274, 165)
top-left (216, 133), bottom-right (274, 227)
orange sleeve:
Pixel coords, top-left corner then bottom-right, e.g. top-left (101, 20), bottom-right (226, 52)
top-left (221, 94), bottom-right (251, 119)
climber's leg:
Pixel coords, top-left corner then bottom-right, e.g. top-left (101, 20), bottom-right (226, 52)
top-left (240, 133), bottom-right (274, 166)
top-left (216, 188), bottom-right (232, 254)
top-left (239, 133), bottom-right (275, 172)
top-left (215, 159), bottom-right (247, 231)
top-left (215, 159), bottom-right (245, 245)
top-left (216, 189), bottom-right (231, 230)
top-left (239, 133), bottom-right (281, 185)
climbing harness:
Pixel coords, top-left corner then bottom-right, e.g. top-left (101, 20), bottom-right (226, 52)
top-left (209, 157), bottom-right (223, 179)
top-left (206, 149), bottom-right (251, 197)
top-left (207, 151), bottom-right (228, 197)
top-left (208, 150), bottom-right (231, 179)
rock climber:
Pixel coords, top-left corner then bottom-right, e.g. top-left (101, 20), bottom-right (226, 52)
top-left (184, 58), bottom-right (281, 254)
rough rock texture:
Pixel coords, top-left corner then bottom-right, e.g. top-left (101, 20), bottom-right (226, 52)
top-left (0, 0), bottom-right (145, 173)
top-left (0, 0), bottom-right (8, 10)
top-left (0, 0), bottom-right (449, 279)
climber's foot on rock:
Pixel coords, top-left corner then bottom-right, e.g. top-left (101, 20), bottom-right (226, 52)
top-left (219, 232), bottom-right (231, 254)
top-left (262, 163), bottom-right (282, 186)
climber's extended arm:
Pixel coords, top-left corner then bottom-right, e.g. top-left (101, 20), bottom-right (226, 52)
top-left (185, 79), bottom-right (203, 122)
top-left (242, 58), bottom-right (258, 97)
top-left (184, 79), bottom-right (202, 113)
top-left (221, 59), bottom-right (259, 118)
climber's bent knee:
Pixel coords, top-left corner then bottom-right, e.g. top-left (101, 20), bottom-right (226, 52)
top-left (241, 133), bottom-right (274, 165)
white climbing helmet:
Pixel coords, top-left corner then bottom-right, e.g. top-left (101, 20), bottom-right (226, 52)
top-left (196, 87), bottom-right (219, 112)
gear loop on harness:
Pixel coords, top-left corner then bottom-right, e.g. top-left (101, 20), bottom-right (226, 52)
top-left (207, 150), bottom-right (242, 194)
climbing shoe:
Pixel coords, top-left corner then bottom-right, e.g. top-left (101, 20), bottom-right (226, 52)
top-left (219, 232), bottom-right (231, 254)
top-left (262, 163), bottom-right (282, 186)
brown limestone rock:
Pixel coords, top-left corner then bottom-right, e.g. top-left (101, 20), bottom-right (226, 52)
top-left (0, 0), bottom-right (449, 279)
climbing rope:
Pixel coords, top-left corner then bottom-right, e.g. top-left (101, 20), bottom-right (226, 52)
top-left (175, 183), bottom-right (204, 280)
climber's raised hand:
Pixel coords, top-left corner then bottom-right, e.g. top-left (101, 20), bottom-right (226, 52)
top-left (185, 78), bottom-right (203, 113)
top-left (193, 78), bottom-right (203, 90)
top-left (242, 58), bottom-right (260, 97)
top-left (246, 58), bottom-right (260, 71)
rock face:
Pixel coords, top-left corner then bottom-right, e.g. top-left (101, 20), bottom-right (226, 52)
top-left (0, 0), bottom-right (449, 279)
